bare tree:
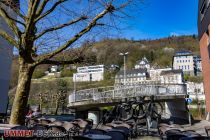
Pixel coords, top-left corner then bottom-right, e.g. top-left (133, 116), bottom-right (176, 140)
top-left (0, 0), bottom-right (143, 124)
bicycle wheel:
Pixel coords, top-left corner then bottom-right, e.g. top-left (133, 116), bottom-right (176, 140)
top-left (133, 103), bottom-right (147, 119)
top-left (119, 103), bottom-right (134, 121)
top-left (146, 101), bottom-right (163, 117)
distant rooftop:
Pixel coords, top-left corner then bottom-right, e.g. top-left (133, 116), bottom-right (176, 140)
top-left (175, 51), bottom-right (193, 56)
top-left (160, 69), bottom-right (183, 75)
top-left (116, 68), bottom-right (147, 75)
top-left (136, 56), bottom-right (149, 65)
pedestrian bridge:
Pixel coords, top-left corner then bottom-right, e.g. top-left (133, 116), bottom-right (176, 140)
top-left (68, 84), bottom-right (187, 110)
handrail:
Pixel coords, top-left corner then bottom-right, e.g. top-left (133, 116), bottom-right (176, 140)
top-left (69, 84), bottom-right (187, 103)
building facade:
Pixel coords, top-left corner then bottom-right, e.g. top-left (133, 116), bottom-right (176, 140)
top-left (173, 51), bottom-right (195, 76)
top-left (149, 68), bottom-right (172, 83)
top-left (0, 0), bottom-right (18, 115)
top-left (186, 82), bottom-right (205, 100)
top-left (160, 69), bottom-right (184, 84)
top-left (173, 51), bottom-right (202, 76)
top-left (73, 65), bottom-right (104, 82)
top-left (198, 0), bottom-right (210, 117)
top-left (115, 69), bottom-right (147, 85)
top-left (135, 57), bottom-right (150, 70)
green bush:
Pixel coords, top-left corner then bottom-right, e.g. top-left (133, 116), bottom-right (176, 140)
top-left (188, 76), bottom-right (203, 83)
top-left (32, 70), bottom-right (45, 79)
top-left (60, 69), bottom-right (76, 77)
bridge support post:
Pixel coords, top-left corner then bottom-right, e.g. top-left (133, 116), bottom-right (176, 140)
top-left (165, 98), bottom-right (191, 124)
top-left (88, 111), bottom-right (100, 125)
top-left (75, 108), bottom-right (101, 125)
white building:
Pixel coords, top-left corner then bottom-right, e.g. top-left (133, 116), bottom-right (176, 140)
top-left (160, 69), bottom-right (184, 84)
top-left (73, 65), bottom-right (104, 82)
top-left (173, 51), bottom-right (202, 76)
top-left (186, 82), bottom-right (205, 100)
top-left (115, 69), bottom-right (147, 85)
top-left (173, 51), bottom-right (195, 76)
top-left (50, 65), bottom-right (59, 73)
top-left (135, 57), bottom-right (150, 70)
top-left (45, 65), bottom-right (60, 77)
top-left (149, 68), bottom-right (172, 83)
top-left (0, 1), bottom-right (18, 114)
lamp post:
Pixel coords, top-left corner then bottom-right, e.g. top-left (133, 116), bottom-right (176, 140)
top-left (119, 52), bottom-right (129, 85)
top-left (73, 74), bottom-right (77, 101)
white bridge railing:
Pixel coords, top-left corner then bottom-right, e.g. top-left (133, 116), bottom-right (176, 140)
top-left (69, 84), bottom-right (187, 103)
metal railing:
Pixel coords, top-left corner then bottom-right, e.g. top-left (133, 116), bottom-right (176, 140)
top-left (69, 84), bottom-right (187, 103)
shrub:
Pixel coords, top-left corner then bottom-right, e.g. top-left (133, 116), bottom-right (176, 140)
top-left (60, 69), bottom-right (76, 77)
top-left (32, 70), bottom-right (45, 79)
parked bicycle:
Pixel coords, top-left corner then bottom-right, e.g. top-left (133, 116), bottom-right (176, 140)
top-left (98, 95), bottom-right (163, 137)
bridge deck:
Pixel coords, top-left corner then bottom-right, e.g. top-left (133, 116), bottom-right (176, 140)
top-left (68, 84), bottom-right (187, 110)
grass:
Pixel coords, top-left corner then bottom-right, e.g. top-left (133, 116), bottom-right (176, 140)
top-left (189, 108), bottom-right (206, 120)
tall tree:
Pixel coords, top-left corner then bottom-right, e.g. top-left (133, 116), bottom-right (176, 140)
top-left (0, 0), bottom-right (142, 124)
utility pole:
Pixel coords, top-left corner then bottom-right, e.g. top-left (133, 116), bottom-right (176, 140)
top-left (119, 52), bottom-right (129, 85)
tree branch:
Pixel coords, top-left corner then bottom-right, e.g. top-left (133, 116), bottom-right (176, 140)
top-left (0, 1), bottom-right (25, 20)
top-left (0, 28), bottom-right (19, 48)
top-left (0, 6), bottom-right (25, 27)
top-left (35, 16), bottom-right (87, 40)
top-left (40, 56), bottom-right (84, 65)
top-left (35, 0), bottom-right (50, 16)
top-left (35, 0), bottom-right (68, 22)
top-left (0, 6), bottom-right (22, 36)
top-left (33, 4), bottom-right (114, 66)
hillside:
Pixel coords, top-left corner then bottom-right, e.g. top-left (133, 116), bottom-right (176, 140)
top-left (8, 35), bottom-right (199, 109)
top-left (85, 35), bottom-right (199, 69)
top-left (10, 35), bottom-right (199, 89)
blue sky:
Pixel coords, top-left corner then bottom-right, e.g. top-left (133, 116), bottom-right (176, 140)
top-left (17, 0), bottom-right (199, 43)
top-left (121, 0), bottom-right (199, 40)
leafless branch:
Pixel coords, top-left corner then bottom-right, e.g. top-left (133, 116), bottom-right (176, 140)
top-left (35, 16), bottom-right (87, 39)
top-left (0, 0), bottom-right (25, 20)
top-left (35, 0), bottom-right (68, 22)
top-left (40, 56), bottom-right (84, 65)
top-left (34, 4), bottom-right (115, 66)
top-left (0, 28), bottom-right (19, 48)
top-left (0, 6), bottom-right (22, 36)
top-left (36, 0), bottom-right (49, 16)
top-left (0, 6), bottom-right (25, 27)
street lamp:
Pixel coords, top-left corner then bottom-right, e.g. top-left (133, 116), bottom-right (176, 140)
top-left (73, 74), bottom-right (77, 101)
top-left (119, 52), bottom-right (129, 85)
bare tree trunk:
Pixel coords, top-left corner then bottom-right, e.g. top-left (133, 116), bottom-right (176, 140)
top-left (10, 60), bottom-right (35, 125)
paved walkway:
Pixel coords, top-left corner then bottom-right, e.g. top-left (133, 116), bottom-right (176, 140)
top-left (183, 120), bottom-right (210, 136)
top-left (136, 136), bottom-right (161, 140)
top-left (133, 120), bottom-right (210, 140)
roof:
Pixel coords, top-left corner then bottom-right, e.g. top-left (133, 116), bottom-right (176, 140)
top-left (175, 51), bottom-right (193, 56)
top-left (116, 69), bottom-right (147, 76)
top-left (160, 69), bottom-right (183, 76)
top-left (136, 57), bottom-right (149, 65)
